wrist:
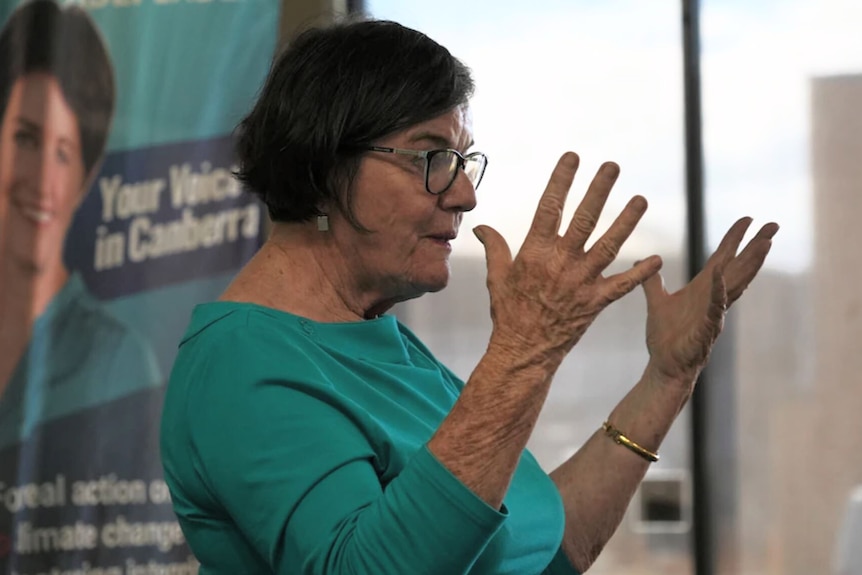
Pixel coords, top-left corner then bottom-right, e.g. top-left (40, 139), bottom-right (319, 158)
top-left (644, 358), bottom-right (701, 393)
top-left (485, 329), bottom-right (562, 376)
top-left (601, 420), bottom-right (660, 462)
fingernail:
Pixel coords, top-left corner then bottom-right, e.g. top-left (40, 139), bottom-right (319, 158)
top-left (472, 226), bottom-right (484, 243)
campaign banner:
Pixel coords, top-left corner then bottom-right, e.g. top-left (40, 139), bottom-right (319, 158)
top-left (66, 134), bottom-right (261, 300)
top-left (0, 0), bottom-right (278, 571)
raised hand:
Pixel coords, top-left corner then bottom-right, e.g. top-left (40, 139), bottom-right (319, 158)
top-left (642, 217), bottom-right (779, 383)
top-left (473, 152), bottom-right (663, 366)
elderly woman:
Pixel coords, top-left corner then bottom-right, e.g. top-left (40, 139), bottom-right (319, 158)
top-left (160, 18), bottom-right (777, 575)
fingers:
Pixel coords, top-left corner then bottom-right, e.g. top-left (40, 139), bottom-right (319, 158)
top-left (604, 255), bottom-right (663, 303)
top-left (706, 216), bottom-right (754, 271)
top-left (724, 222), bottom-right (779, 303)
top-left (524, 152), bottom-right (580, 247)
top-left (582, 194), bottom-right (648, 275)
top-left (474, 225), bottom-right (512, 292)
top-left (561, 161), bottom-right (620, 252)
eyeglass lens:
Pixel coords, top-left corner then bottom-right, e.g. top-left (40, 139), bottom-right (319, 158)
top-left (427, 151), bottom-right (485, 194)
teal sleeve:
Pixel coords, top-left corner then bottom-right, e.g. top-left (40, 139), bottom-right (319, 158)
top-left (188, 346), bottom-right (507, 574)
top-left (542, 546), bottom-right (581, 575)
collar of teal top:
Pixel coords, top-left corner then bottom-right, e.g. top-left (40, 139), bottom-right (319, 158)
top-left (186, 301), bottom-right (413, 365)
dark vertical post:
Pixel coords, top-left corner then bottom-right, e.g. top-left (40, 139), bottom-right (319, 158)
top-left (682, 0), bottom-right (713, 574)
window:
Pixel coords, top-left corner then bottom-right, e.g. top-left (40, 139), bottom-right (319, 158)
top-left (367, 2), bottom-right (691, 572)
top-left (701, 1), bottom-right (862, 573)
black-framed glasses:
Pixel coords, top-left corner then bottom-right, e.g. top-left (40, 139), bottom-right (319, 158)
top-left (363, 146), bottom-right (489, 195)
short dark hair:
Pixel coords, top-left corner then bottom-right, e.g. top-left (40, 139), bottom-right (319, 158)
top-left (234, 19), bottom-right (474, 225)
top-left (0, 0), bottom-right (116, 179)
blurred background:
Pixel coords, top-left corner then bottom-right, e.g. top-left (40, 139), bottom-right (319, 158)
top-left (345, 1), bottom-right (861, 574)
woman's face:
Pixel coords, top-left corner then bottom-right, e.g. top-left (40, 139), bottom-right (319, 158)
top-left (329, 106), bottom-right (478, 306)
top-left (0, 72), bottom-right (86, 274)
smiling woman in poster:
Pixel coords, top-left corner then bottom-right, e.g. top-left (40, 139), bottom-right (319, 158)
top-left (0, 0), bottom-right (162, 448)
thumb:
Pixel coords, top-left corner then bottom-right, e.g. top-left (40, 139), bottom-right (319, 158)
top-left (473, 225), bottom-right (512, 288)
top-left (641, 268), bottom-right (666, 308)
top-left (709, 266), bottom-right (728, 323)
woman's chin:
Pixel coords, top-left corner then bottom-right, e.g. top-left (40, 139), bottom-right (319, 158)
top-left (416, 265), bottom-right (452, 294)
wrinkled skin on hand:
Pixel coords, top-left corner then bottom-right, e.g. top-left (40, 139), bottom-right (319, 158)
top-left (473, 152), bottom-right (663, 368)
top-left (642, 217), bottom-right (779, 383)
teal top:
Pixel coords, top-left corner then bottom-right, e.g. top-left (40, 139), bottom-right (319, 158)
top-left (161, 302), bottom-right (580, 575)
top-left (0, 273), bottom-right (162, 449)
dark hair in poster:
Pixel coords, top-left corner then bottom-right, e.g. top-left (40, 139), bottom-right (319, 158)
top-left (0, 0), bottom-right (115, 177)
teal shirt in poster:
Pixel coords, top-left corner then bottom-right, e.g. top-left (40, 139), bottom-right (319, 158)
top-left (0, 273), bottom-right (162, 449)
top-left (161, 302), bottom-right (581, 575)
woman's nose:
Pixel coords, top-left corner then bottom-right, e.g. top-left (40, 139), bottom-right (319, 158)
top-left (440, 168), bottom-right (478, 213)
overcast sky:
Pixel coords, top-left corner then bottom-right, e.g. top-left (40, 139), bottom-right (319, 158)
top-left (367, 0), bottom-right (862, 274)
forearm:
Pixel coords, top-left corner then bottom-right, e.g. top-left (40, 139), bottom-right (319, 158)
top-left (428, 334), bottom-right (561, 509)
top-left (549, 361), bottom-right (694, 572)
top-left (289, 447), bottom-right (508, 575)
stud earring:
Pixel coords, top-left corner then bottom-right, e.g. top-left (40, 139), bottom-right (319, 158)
top-left (316, 214), bottom-right (330, 232)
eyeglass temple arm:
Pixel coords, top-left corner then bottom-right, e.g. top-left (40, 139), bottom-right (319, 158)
top-left (365, 146), bottom-right (427, 158)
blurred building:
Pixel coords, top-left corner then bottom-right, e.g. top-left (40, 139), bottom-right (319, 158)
top-left (764, 73), bottom-right (862, 575)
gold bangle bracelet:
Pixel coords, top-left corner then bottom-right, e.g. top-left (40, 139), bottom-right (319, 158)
top-left (601, 421), bottom-right (660, 463)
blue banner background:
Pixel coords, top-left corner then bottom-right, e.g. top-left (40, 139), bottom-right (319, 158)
top-left (65, 135), bottom-right (262, 301)
top-left (0, 0), bottom-right (279, 569)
